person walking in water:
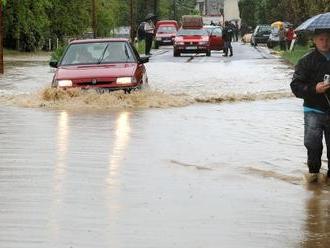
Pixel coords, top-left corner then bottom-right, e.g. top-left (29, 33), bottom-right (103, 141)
top-left (144, 15), bottom-right (155, 56)
top-left (222, 21), bottom-right (234, 57)
top-left (290, 30), bottom-right (330, 183)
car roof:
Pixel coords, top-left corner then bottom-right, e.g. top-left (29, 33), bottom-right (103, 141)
top-left (256, 25), bottom-right (271, 27)
top-left (203, 25), bottom-right (221, 29)
top-left (69, 38), bottom-right (129, 44)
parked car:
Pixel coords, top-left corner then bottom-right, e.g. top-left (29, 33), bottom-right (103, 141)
top-left (49, 39), bottom-right (149, 93)
top-left (154, 20), bottom-right (179, 49)
top-left (250, 25), bottom-right (271, 46)
top-left (173, 28), bottom-right (210, 57)
top-left (203, 25), bottom-right (224, 51)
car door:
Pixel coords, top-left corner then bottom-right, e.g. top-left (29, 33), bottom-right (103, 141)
top-left (209, 27), bottom-right (223, 50)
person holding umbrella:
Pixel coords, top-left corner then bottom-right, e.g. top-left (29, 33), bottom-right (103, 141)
top-left (144, 13), bottom-right (156, 56)
top-left (290, 12), bottom-right (330, 183)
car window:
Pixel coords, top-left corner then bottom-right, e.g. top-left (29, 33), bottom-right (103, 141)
top-left (101, 42), bottom-right (135, 63)
top-left (203, 27), bottom-right (213, 35)
top-left (177, 28), bottom-right (208, 36)
top-left (61, 42), bottom-right (135, 65)
top-left (254, 26), bottom-right (271, 35)
top-left (158, 26), bottom-right (176, 33)
top-left (211, 28), bottom-right (222, 36)
top-left (259, 26), bottom-right (271, 33)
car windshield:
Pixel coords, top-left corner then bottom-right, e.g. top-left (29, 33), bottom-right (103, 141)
top-left (203, 27), bottom-right (222, 36)
top-left (158, 26), bottom-right (176, 33)
top-left (60, 41), bottom-right (135, 65)
top-left (177, 29), bottom-right (208, 36)
top-left (257, 26), bottom-right (271, 34)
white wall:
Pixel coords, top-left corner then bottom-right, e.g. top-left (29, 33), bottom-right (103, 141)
top-left (224, 0), bottom-right (240, 22)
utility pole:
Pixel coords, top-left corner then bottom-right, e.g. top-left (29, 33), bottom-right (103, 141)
top-left (0, 1), bottom-right (4, 74)
top-left (92, 0), bottom-right (97, 38)
top-left (129, 0), bottom-right (134, 41)
top-left (153, 0), bottom-right (158, 16)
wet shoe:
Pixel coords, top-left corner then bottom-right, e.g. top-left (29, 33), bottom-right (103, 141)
top-left (304, 173), bottom-right (319, 183)
top-left (222, 54), bottom-right (228, 57)
top-left (229, 54), bottom-right (233, 57)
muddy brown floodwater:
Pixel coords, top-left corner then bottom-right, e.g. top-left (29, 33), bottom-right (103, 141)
top-left (0, 44), bottom-right (330, 247)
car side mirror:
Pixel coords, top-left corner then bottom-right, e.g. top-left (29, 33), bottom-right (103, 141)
top-left (139, 56), bottom-right (149, 64)
top-left (49, 59), bottom-right (58, 68)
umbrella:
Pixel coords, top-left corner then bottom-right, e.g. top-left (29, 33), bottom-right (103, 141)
top-left (145, 13), bottom-right (156, 21)
top-left (295, 12), bottom-right (330, 33)
top-left (271, 21), bottom-right (284, 29)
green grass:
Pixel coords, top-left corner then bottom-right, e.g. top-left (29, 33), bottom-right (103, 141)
top-left (281, 45), bottom-right (312, 65)
top-left (50, 46), bottom-right (67, 61)
top-left (134, 40), bottom-right (145, 54)
top-left (133, 40), bottom-right (157, 55)
top-left (272, 44), bottom-right (312, 65)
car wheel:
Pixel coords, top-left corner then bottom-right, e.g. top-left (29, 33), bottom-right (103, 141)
top-left (206, 50), bottom-right (211, 57)
top-left (267, 41), bottom-right (273, 48)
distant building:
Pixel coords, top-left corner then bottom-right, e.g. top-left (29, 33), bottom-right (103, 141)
top-left (223, 0), bottom-right (240, 22)
top-left (195, 0), bottom-right (240, 22)
top-left (196, 0), bottom-right (223, 16)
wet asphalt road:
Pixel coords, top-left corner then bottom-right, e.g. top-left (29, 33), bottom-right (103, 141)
top-left (1, 43), bottom-right (330, 248)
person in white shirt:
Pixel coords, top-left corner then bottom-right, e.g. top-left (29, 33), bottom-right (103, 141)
top-left (144, 19), bottom-right (155, 55)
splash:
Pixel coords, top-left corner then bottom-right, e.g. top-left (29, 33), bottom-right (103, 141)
top-left (0, 87), bottom-right (294, 111)
top-left (195, 91), bottom-right (292, 103)
top-left (244, 167), bottom-right (302, 185)
top-left (15, 88), bottom-right (195, 110)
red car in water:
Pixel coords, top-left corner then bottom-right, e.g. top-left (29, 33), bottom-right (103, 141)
top-left (203, 25), bottom-right (224, 51)
top-left (173, 28), bottom-right (211, 57)
top-left (49, 38), bottom-right (149, 93)
top-left (154, 20), bottom-right (179, 48)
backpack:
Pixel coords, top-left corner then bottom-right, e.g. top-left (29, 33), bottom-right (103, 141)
top-left (137, 22), bottom-right (146, 41)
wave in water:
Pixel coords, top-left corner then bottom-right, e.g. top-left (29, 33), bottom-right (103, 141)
top-left (0, 88), bottom-right (293, 110)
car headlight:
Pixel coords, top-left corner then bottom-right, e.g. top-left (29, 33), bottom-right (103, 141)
top-left (116, 77), bottom-right (137, 85)
top-left (175, 41), bottom-right (184, 45)
top-left (199, 41), bottom-right (208, 45)
top-left (156, 37), bottom-right (162, 41)
top-left (57, 80), bottom-right (73, 87)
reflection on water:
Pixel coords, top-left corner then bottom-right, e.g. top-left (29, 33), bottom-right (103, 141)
top-left (302, 184), bottom-right (330, 247)
top-left (108, 112), bottom-right (131, 182)
top-left (54, 111), bottom-right (69, 192)
top-left (49, 111), bottom-right (70, 237)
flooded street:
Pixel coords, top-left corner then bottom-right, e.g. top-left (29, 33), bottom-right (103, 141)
top-left (1, 43), bottom-right (330, 247)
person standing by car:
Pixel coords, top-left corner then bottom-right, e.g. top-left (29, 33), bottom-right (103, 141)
top-left (222, 21), bottom-right (234, 57)
top-left (286, 26), bottom-right (295, 50)
top-left (279, 26), bottom-right (287, 50)
top-left (290, 31), bottom-right (330, 183)
top-left (144, 17), bottom-right (155, 56)
top-left (234, 20), bottom-right (239, 42)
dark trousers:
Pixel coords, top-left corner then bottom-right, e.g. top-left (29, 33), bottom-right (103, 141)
top-left (145, 33), bottom-right (153, 55)
top-left (304, 111), bottom-right (330, 173)
top-left (280, 40), bottom-right (287, 51)
top-left (234, 31), bottom-right (238, 42)
top-left (224, 41), bottom-right (233, 56)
